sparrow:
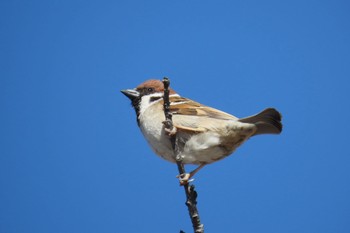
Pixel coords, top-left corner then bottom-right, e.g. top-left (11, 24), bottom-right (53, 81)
top-left (121, 79), bottom-right (282, 184)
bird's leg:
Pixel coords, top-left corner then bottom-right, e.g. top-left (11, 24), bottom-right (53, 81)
top-left (177, 164), bottom-right (206, 186)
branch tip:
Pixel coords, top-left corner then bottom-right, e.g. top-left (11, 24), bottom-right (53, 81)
top-left (162, 77), bottom-right (170, 89)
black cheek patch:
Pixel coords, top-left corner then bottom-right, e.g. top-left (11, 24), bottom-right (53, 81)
top-left (150, 96), bottom-right (162, 102)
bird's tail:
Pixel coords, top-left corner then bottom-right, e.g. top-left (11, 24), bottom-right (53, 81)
top-left (239, 108), bottom-right (283, 136)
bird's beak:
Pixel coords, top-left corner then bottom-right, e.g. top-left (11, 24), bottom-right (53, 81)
top-left (121, 89), bottom-right (140, 100)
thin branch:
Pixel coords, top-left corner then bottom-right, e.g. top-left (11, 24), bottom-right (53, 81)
top-left (162, 77), bottom-right (204, 233)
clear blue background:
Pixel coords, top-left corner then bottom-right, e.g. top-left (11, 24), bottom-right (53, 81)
top-left (1, 1), bottom-right (349, 232)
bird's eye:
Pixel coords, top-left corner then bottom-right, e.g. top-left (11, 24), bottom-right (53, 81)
top-left (147, 87), bottom-right (154, 92)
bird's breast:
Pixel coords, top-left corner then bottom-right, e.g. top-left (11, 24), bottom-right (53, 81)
top-left (138, 111), bottom-right (176, 162)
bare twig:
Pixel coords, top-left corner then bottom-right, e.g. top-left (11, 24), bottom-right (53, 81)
top-left (162, 77), bottom-right (204, 233)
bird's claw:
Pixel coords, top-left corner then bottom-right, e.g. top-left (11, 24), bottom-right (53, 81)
top-left (162, 120), bottom-right (177, 136)
top-left (176, 173), bottom-right (194, 186)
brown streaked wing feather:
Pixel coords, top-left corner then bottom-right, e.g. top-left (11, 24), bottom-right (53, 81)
top-left (162, 96), bottom-right (237, 133)
top-left (168, 96), bottom-right (236, 120)
top-left (172, 124), bottom-right (207, 133)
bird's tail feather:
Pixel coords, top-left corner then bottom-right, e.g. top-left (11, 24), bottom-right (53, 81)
top-left (239, 108), bottom-right (282, 136)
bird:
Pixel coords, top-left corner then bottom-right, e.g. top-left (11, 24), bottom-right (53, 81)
top-left (121, 79), bottom-right (282, 184)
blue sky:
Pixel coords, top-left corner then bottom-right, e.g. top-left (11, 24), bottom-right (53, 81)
top-left (1, 0), bottom-right (350, 232)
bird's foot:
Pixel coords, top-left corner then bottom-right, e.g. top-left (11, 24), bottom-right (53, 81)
top-left (162, 120), bottom-right (177, 136)
top-left (176, 173), bottom-right (194, 186)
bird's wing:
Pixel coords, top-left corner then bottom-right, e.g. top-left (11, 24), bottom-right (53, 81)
top-left (167, 96), bottom-right (238, 133)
